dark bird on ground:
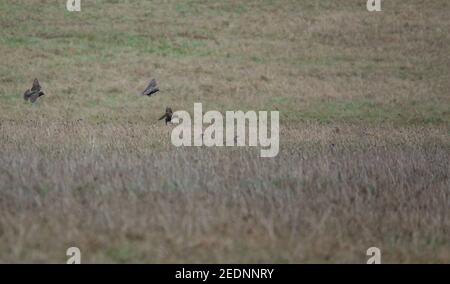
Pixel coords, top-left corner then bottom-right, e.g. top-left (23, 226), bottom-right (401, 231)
top-left (24, 78), bottom-right (45, 103)
top-left (141, 79), bottom-right (159, 96)
top-left (158, 107), bottom-right (173, 125)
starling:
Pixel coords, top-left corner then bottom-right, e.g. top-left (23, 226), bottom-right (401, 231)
top-left (24, 78), bottom-right (45, 103)
top-left (141, 78), bottom-right (159, 96)
top-left (158, 107), bottom-right (173, 125)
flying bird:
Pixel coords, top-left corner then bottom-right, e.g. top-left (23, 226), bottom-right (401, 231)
top-left (158, 107), bottom-right (173, 125)
top-left (24, 78), bottom-right (45, 103)
top-left (141, 79), bottom-right (159, 96)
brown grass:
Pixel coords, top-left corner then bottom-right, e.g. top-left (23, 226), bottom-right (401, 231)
top-left (0, 0), bottom-right (449, 263)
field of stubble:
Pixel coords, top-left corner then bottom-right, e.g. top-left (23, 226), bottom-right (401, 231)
top-left (0, 0), bottom-right (449, 263)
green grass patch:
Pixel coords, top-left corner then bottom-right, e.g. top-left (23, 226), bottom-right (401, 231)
top-left (281, 97), bottom-right (450, 125)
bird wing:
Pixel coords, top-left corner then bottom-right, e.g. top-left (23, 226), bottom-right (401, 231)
top-left (147, 79), bottom-right (157, 88)
top-left (31, 79), bottom-right (41, 92)
top-left (23, 89), bottom-right (32, 101)
top-left (142, 87), bottom-right (159, 96)
top-left (29, 92), bottom-right (39, 103)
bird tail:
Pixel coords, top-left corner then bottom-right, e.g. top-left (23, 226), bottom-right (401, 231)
top-left (158, 114), bottom-right (166, 121)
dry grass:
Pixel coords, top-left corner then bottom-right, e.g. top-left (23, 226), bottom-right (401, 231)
top-left (0, 0), bottom-right (449, 263)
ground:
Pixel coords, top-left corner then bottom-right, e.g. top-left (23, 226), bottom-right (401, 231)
top-left (0, 0), bottom-right (449, 263)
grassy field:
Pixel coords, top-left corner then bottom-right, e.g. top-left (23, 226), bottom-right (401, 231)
top-left (0, 0), bottom-right (449, 263)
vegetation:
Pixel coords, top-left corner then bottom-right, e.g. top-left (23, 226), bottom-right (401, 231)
top-left (0, 0), bottom-right (449, 263)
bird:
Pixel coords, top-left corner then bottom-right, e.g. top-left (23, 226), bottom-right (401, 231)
top-left (141, 78), bottom-right (159, 96)
top-left (158, 107), bottom-right (173, 125)
top-left (24, 78), bottom-right (45, 103)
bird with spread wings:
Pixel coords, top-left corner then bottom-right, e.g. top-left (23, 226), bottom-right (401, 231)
top-left (158, 107), bottom-right (173, 125)
top-left (141, 78), bottom-right (160, 96)
top-left (24, 78), bottom-right (45, 103)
